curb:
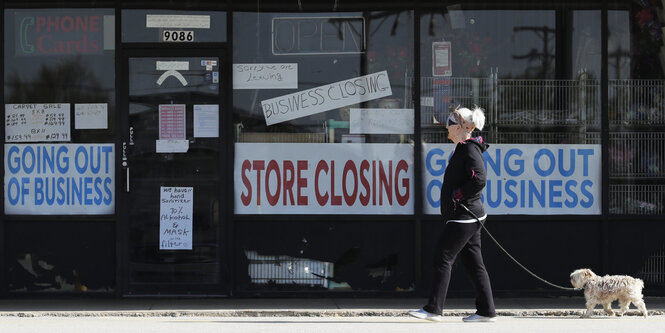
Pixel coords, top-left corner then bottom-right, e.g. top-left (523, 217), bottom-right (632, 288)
top-left (0, 309), bottom-right (662, 318)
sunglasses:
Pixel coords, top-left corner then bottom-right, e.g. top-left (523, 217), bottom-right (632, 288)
top-left (447, 112), bottom-right (459, 127)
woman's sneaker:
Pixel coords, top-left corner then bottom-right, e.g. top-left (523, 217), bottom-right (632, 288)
top-left (462, 314), bottom-right (497, 322)
top-left (407, 308), bottom-right (443, 322)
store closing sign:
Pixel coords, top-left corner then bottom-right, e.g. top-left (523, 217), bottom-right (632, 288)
top-left (234, 143), bottom-right (413, 214)
top-left (4, 144), bottom-right (114, 215)
top-left (423, 144), bottom-right (601, 215)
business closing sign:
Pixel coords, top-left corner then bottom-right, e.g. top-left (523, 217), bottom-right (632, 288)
top-left (261, 71), bottom-right (392, 126)
top-left (423, 144), bottom-right (601, 215)
top-left (4, 143), bottom-right (115, 215)
top-left (234, 143), bottom-right (413, 214)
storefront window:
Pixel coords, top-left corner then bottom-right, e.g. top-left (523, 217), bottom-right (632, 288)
top-left (608, 3), bottom-right (665, 215)
top-left (420, 6), bottom-right (602, 216)
top-left (233, 11), bottom-right (415, 215)
top-left (3, 8), bottom-right (116, 292)
top-left (232, 10), bottom-right (415, 292)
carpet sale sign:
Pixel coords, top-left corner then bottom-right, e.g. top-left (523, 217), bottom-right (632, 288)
top-left (234, 143), bottom-right (413, 214)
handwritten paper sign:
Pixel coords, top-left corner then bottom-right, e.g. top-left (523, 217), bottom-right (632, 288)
top-left (233, 63), bottom-right (298, 89)
top-left (5, 104), bottom-right (70, 142)
top-left (350, 108), bottom-right (414, 134)
top-left (261, 71), bottom-right (392, 126)
top-left (75, 103), bottom-right (108, 129)
top-left (160, 186), bottom-right (193, 250)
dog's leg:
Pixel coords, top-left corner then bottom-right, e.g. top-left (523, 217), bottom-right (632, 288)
top-left (617, 297), bottom-right (629, 317)
top-left (633, 299), bottom-right (648, 318)
top-left (582, 301), bottom-right (596, 318)
top-left (602, 302), bottom-right (615, 316)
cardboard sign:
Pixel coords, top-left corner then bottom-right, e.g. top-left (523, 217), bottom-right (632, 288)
top-left (261, 71), bottom-right (392, 126)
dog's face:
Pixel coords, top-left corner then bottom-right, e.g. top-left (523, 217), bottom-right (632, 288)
top-left (570, 268), bottom-right (596, 289)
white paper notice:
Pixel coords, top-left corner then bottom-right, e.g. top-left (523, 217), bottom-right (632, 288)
top-left (194, 105), bottom-right (219, 138)
top-left (75, 103), bottom-right (108, 129)
top-left (160, 186), bottom-right (193, 250)
top-left (5, 104), bottom-right (70, 142)
top-left (156, 139), bottom-right (189, 153)
top-left (350, 108), bottom-right (414, 134)
top-left (233, 63), bottom-right (298, 89)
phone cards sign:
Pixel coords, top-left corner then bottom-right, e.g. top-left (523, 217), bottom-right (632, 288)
top-left (15, 11), bottom-right (104, 56)
top-left (423, 144), bottom-right (601, 215)
top-left (160, 187), bottom-right (193, 250)
top-left (6, 104), bottom-right (70, 142)
top-left (4, 143), bottom-right (114, 215)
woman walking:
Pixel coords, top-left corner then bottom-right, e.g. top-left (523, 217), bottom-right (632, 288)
top-left (408, 105), bottom-right (496, 323)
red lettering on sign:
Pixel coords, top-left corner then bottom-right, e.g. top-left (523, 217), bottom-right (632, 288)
top-left (297, 161), bottom-right (308, 205)
top-left (240, 158), bottom-right (410, 208)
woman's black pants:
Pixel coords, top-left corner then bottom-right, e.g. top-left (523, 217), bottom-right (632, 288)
top-left (423, 221), bottom-right (496, 317)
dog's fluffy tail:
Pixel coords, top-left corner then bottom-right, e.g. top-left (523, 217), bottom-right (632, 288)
top-left (637, 278), bottom-right (645, 291)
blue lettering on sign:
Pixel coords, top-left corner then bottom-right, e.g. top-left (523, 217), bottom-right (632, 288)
top-left (425, 145), bottom-right (598, 213)
top-left (5, 144), bottom-right (114, 213)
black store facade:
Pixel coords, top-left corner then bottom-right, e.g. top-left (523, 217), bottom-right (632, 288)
top-left (1, 0), bottom-right (664, 297)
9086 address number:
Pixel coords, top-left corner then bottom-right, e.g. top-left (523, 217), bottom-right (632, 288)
top-left (162, 30), bottom-right (194, 42)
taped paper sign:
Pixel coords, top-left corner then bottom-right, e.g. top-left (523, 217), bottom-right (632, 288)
top-left (75, 103), bottom-right (108, 129)
top-left (350, 108), bottom-right (414, 134)
top-left (261, 71), bottom-right (392, 126)
top-left (5, 104), bottom-right (70, 142)
top-left (233, 63), bottom-right (298, 89)
top-left (160, 186), bottom-right (193, 250)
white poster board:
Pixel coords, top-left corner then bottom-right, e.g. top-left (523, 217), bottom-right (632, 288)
top-left (5, 104), bottom-right (71, 142)
top-left (350, 108), bottom-right (414, 134)
top-left (261, 71), bottom-right (392, 126)
top-left (160, 187), bottom-right (193, 250)
top-left (234, 143), bottom-right (414, 215)
top-left (4, 143), bottom-right (115, 215)
top-left (233, 63), bottom-right (298, 89)
top-left (193, 104), bottom-right (219, 138)
top-left (422, 143), bottom-right (602, 215)
top-left (75, 103), bottom-right (108, 129)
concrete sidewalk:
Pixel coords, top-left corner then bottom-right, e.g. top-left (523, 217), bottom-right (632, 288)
top-left (0, 297), bottom-right (664, 317)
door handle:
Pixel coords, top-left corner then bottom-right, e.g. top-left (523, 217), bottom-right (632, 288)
top-left (125, 167), bottom-right (130, 192)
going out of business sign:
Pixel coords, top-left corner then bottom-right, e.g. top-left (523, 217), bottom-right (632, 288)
top-left (15, 11), bottom-right (104, 56)
top-left (4, 144), bottom-right (115, 215)
top-left (423, 144), bottom-right (601, 215)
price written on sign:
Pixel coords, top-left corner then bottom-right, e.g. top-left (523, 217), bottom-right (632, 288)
top-left (5, 104), bottom-right (70, 142)
top-left (159, 186), bottom-right (194, 250)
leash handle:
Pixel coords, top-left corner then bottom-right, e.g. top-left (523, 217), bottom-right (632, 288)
top-left (457, 203), bottom-right (578, 292)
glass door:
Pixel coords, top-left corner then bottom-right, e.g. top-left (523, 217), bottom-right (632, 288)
top-left (120, 50), bottom-right (226, 295)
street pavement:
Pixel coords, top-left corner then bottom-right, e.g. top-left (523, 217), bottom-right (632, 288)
top-left (1, 315), bottom-right (665, 333)
top-left (1, 296), bottom-right (664, 317)
top-left (0, 297), bottom-right (664, 332)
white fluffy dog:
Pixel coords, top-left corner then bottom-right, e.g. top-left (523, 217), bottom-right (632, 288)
top-left (570, 268), bottom-right (648, 318)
